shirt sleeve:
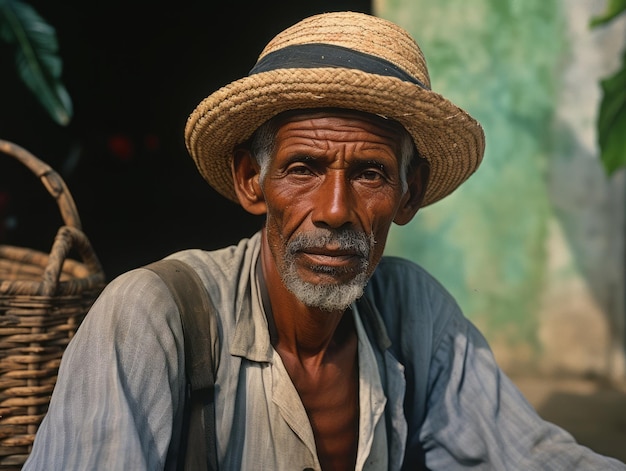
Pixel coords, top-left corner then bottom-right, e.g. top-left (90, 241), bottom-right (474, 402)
top-left (22, 268), bottom-right (186, 471)
top-left (419, 311), bottom-right (626, 470)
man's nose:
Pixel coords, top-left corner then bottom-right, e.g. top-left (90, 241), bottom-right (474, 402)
top-left (311, 171), bottom-right (357, 229)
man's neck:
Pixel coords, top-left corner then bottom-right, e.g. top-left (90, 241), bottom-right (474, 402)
top-left (259, 236), bottom-right (348, 360)
top-left (259, 230), bottom-right (360, 470)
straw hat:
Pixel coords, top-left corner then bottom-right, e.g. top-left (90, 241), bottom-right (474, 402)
top-left (185, 11), bottom-right (485, 207)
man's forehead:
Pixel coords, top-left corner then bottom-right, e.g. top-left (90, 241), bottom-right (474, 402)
top-left (272, 108), bottom-right (407, 136)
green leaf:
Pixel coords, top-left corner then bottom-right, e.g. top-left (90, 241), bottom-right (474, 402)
top-left (0, 0), bottom-right (73, 125)
top-left (598, 53), bottom-right (626, 176)
top-left (590, 0), bottom-right (626, 28)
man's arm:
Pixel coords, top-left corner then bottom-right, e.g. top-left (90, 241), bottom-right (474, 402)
top-left (23, 269), bottom-right (186, 471)
top-left (368, 257), bottom-right (626, 470)
top-left (420, 313), bottom-right (626, 470)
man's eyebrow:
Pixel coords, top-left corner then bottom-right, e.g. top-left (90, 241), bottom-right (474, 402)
top-left (353, 159), bottom-right (391, 171)
top-left (286, 154), bottom-right (316, 162)
top-left (362, 159), bottom-right (386, 168)
top-left (281, 153), bottom-right (318, 166)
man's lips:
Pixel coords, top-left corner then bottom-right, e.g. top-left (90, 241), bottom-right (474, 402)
top-left (297, 249), bottom-right (364, 268)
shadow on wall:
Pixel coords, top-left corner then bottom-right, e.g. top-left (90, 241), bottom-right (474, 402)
top-left (539, 388), bottom-right (626, 462)
top-left (547, 119), bottom-right (624, 319)
top-left (514, 375), bottom-right (626, 463)
top-left (540, 117), bottom-right (626, 377)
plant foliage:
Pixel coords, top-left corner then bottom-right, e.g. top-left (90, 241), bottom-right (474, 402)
top-left (0, 0), bottom-right (72, 125)
top-left (590, 0), bottom-right (626, 176)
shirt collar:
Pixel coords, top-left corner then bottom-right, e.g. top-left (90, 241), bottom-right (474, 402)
top-left (230, 232), bottom-right (275, 362)
top-left (229, 230), bottom-right (392, 361)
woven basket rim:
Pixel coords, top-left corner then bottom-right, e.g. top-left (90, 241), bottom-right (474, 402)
top-left (0, 243), bottom-right (105, 297)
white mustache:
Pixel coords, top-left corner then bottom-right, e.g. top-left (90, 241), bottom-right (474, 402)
top-left (287, 229), bottom-right (373, 259)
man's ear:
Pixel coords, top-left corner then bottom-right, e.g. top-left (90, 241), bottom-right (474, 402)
top-left (394, 158), bottom-right (430, 225)
top-left (232, 148), bottom-right (267, 215)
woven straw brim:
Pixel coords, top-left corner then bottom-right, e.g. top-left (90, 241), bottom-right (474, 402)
top-left (185, 67), bottom-right (485, 207)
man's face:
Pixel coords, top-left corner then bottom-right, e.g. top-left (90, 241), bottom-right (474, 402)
top-left (259, 111), bottom-right (412, 311)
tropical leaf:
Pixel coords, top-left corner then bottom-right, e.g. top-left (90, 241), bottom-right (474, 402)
top-left (597, 52), bottom-right (626, 175)
top-left (590, 0), bottom-right (626, 175)
top-left (0, 0), bottom-right (72, 125)
top-left (589, 0), bottom-right (626, 27)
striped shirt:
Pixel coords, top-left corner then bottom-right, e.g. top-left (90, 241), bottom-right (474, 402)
top-left (24, 231), bottom-right (626, 470)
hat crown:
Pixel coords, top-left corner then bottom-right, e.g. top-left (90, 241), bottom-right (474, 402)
top-left (259, 11), bottom-right (431, 89)
top-left (186, 11), bottom-right (484, 208)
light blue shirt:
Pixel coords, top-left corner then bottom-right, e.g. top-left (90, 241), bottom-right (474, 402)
top-left (24, 231), bottom-right (626, 470)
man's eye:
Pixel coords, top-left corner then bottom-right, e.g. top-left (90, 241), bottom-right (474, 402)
top-left (360, 169), bottom-right (384, 181)
top-left (287, 164), bottom-right (314, 175)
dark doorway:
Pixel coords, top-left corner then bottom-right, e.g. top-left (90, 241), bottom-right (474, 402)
top-left (0, 1), bottom-right (371, 280)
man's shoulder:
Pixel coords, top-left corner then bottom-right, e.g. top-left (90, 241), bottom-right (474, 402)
top-left (160, 232), bottom-right (261, 284)
top-left (371, 255), bottom-right (456, 302)
top-left (366, 255), bottom-right (464, 347)
top-left (97, 232), bottom-right (260, 312)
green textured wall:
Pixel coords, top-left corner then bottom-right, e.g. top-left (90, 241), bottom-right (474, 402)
top-left (378, 0), bottom-right (566, 358)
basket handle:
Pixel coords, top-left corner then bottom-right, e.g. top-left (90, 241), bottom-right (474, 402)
top-left (0, 139), bottom-right (82, 230)
top-left (42, 225), bottom-right (105, 296)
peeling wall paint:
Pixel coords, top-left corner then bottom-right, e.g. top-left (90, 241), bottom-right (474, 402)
top-left (377, 0), bottom-right (626, 377)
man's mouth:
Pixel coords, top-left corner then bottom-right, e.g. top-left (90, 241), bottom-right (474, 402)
top-left (292, 246), bottom-right (368, 278)
top-left (285, 228), bottom-right (373, 276)
top-left (299, 249), bottom-right (363, 269)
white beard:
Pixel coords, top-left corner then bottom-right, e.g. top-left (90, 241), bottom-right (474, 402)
top-left (279, 228), bottom-right (375, 312)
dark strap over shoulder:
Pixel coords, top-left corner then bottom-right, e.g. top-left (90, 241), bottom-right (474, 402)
top-left (144, 259), bottom-right (219, 471)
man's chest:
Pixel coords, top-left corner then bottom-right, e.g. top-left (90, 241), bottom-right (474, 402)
top-left (284, 347), bottom-right (360, 470)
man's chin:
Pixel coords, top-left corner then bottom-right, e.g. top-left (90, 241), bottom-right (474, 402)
top-left (286, 278), bottom-right (366, 312)
top-left (296, 264), bottom-right (365, 287)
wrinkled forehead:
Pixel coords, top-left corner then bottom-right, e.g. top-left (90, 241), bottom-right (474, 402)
top-left (270, 107), bottom-right (409, 138)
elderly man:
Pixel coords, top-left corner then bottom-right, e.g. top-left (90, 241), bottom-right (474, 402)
top-left (25, 11), bottom-right (625, 471)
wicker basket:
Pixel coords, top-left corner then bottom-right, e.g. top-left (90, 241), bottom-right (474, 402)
top-left (0, 140), bottom-right (106, 469)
